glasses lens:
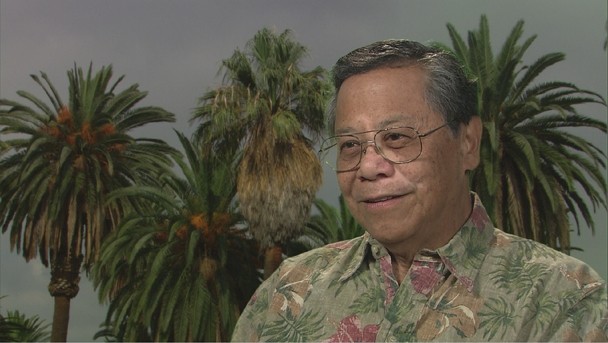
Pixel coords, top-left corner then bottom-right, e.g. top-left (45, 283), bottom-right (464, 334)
top-left (375, 127), bottom-right (421, 163)
top-left (319, 127), bottom-right (422, 172)
top-left (320, 135), bottom-right (361, 171)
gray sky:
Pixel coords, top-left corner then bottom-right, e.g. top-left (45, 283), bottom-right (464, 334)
top-left (1, 1), bottom-right (606, 341)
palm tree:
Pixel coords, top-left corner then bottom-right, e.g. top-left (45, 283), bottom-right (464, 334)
top-left (191, 28), bottom-right (331, 278)
top-left (0, 64), bottom-right (176, 341)
top-left (0, 310), bottom-right (51, 342)
top-left (437, 15), bottom-right (607, 252)
top-left (92, 132), bottom-right (260, 341)
top-left (0, 297), bottom-right (51, 342)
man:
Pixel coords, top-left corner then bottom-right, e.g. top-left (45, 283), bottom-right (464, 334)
top-left (231, 40), bottom-right (607, 342)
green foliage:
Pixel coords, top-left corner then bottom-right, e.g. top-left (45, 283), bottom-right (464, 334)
top-left (0, 63), bottom-right (177, 341)
top-left (436, 15), bottom-right (607, 252)
top-left (192, 28), bottom-right (330, 251)
top-left (0, 297), bottom-right (51, 342)
top-left (92, 132), bottom-right (260, 342)
top-left (192, 27), bottom-right (329, 158)
top-left (0, 63), bottom-right (177, 268)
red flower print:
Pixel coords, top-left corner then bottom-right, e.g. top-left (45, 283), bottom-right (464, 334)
top-left (469, 204), bottom-right (491, 231)
top-left (327, 239), bottom-right (354, 250)
top-left (326, 315), bottom-right (379, 342)
top-left (410, 264), bottom-right (443, 295)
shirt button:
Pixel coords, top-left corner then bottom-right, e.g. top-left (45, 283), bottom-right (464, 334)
top-left (388, 336), bottom-right (397, 342)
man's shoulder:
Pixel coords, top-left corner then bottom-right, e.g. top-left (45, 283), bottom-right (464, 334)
top-left (276, 235), bottom-right (368, 280)
top-left (283, 235), bottom-right (366, 266)
top-left (487, 228), bottom-right (605, 294)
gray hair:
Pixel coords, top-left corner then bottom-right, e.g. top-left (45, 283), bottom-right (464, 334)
top-left (327, 39), bottom-right (477, 134)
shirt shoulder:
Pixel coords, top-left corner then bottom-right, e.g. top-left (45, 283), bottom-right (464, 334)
top-left (280, 234), bottom-right (369, 280)
top-left (490, 229), bottom-right (604, 293)
top-left (231, 235), bottom-right (371, 342)
top-left (481, 229), bottom-right (607, 340)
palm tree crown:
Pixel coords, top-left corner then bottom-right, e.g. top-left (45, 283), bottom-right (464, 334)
top-left (0, 64), bottom-right (176, 341)
top-left (0, 63), bottom-right (176, 267)
top-left (438, 16), bottom-right (606, 252)
top-left (192, 28), bottom-right (331, 277)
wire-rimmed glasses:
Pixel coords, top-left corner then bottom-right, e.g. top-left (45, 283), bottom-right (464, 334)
top-left (318, 123), bottom-right (449, 172)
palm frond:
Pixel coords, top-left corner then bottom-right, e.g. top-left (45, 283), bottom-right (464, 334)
top-left (445, 15), bottom-right (607, 250)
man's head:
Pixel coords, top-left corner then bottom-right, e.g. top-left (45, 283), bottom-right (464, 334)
top-left (327, 39), bottom-right (482, 256)
top-left (327, 39), bottom-right (476, 135)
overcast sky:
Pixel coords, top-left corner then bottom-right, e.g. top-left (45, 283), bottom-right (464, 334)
top-left (1, 1), bottom-right (606, 341)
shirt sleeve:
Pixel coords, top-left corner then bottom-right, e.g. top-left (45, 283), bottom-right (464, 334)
top-left (230, 267), bottom-right (281, 342)
top-left (545, 282), bottom-right (608, 341)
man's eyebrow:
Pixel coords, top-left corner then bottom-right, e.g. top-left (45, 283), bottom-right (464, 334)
top-left (335, 126), bottom-right (357, 135)
top-left (334, 115), bottom-right (415, 135)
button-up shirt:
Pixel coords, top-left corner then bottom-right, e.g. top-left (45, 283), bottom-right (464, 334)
top-left (232, 195), bottom-right (607, 342)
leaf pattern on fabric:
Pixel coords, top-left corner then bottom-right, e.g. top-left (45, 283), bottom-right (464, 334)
top-left (325, 315), bottom-right (379, 343)
top-left (262, 308), bottom-right (326, 342)
top-left (270, 265), bottom-right (313, 317)
top-left (349, 286), bottom-right (385, 313)
top-left (478, 297), bottom-right (517, 340)
top-left (558, 263), bottom-right (603, 291)
top-left (415, 282), bottom-right (483, 340)
top-left (231, 195), bottom-right (608, 342)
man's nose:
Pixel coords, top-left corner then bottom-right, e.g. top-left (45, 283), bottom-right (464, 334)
top-left (360, 140), bottom-right (379, 156)
top-left (357, 141), bottom-right (394, 179)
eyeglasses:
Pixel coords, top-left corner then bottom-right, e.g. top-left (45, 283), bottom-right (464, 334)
top-left (318, 123), bottom-right (450, 172)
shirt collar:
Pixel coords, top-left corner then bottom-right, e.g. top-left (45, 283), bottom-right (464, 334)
top-left (435, 193), bottom-right (495, 292)
top-left (338, 193), bottom-right (495, 293)
top-left (338, 233), bottom-right (374, 282)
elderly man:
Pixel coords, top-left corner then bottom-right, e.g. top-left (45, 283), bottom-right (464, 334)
top-left (231, 40), bottom-right (607, 342)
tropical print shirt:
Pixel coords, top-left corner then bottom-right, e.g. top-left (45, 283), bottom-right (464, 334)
top-left (231, 195), bottom-right (607, 342)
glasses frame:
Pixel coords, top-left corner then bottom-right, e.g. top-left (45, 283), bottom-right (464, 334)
top-left (319, 122), bottom-right (450, 172)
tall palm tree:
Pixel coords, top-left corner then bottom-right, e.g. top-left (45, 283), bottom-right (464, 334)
top-left (0, 64), bottom-right (176, 341)
top-left (437, 15), bottom-right (607, 252)
top-left (92, 132), bottom-right (260, 342)
top-left (192, 28), bottom-right (331, 278)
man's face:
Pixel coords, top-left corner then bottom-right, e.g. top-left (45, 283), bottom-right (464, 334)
top-left (334, 66), bottom-right (481, 255)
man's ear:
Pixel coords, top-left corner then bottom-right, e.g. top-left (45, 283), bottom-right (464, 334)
top-left (462, 116), bottom-right (482, 171)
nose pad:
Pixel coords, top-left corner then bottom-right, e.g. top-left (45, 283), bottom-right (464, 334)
top-left (357, 140), bottom-right (393, 179)
top-left (361, 140), bottom-right (381, 157)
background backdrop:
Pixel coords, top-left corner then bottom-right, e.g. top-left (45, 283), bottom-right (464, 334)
top-left (1, 1), bottom-right (606, 341)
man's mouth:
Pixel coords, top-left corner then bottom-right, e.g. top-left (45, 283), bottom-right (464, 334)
top-left (364, 195), bottom-right (403, 203)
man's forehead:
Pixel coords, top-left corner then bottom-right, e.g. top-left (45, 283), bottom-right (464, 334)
top-left (334, 114), bottom-right (421, 135)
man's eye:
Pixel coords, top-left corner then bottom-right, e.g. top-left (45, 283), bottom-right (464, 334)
top-left (339, 140), bottom-right (360, 153)
top-left (382, 131), bottom-right (414, 148)
top-left (385, 132), bottom-right (407, 141)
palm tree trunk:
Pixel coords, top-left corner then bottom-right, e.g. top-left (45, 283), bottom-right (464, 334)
top-left (48, 254), bottom-right (83, 342)
top-left (263, 245), bottom-right (283, 279)
top-left (50, 296), bottom-right (71, 341)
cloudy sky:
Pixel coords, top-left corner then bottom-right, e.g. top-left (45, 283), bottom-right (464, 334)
top-left (1, 0), bottom-right (606, 341)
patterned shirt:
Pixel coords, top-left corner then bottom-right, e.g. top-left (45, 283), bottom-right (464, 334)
top-left (232, 195), bottom-right (607, 342)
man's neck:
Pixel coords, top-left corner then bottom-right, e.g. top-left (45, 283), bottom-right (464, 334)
top-left (387, 192), bottom-right (474, 284)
